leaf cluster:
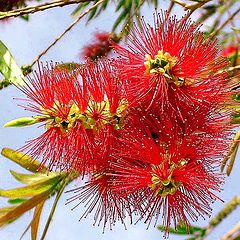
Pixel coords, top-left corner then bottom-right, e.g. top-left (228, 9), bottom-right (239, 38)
top-left (72, 0), bottom-right (158, 31)
top-left (0, 148), bottom-right (78, 240)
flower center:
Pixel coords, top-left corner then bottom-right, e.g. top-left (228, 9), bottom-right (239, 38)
top-left (150, 174), bottom-right (180, 197)
top-left (43, 99), bottom-right (128, 134)
top-left (144, 50), bottom-right (189, 87)
top-left (149, 158), bottom-right (188, 197)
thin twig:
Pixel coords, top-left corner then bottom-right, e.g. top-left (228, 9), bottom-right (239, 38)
top-left (167, 1), bottom-right (175, 14)
top-left (221, 130), bottom-right (240, 175)
top-left (228, 65), bottom-right (240, 72)
top-left (203, 196), bottom-right (240, 238)
top-left (208, 0), bottom-right (236, 34)
top-left (221, 222), bottom-right (240, 240)
top-left (30, 0), bottom-right (105, 67)
top-left (0, 0), bottom-right (95, 20)
top-left (209, 7), bottom-right (240, 39)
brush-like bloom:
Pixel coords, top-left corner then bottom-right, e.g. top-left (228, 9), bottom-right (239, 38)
top-left (222, 45), bottom-right (240, 65)
top-left (66, 169), bottom-right (133, 231)
top-left (65, 110), bottom-right (230, 232)
top-left (108, 121), bottom-right (225, 232)
top-left (113, 12), bottom-right (230, 119)
top-left (81, 32), bottom-right (120, 61)
top-left (222, 45), bottom-right (238, 58)
top-left (12, 61), bottom-right (128, 173)
top-left (4, 10), bottom-right (233, 235)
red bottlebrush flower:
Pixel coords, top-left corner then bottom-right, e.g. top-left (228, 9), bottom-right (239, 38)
top-left (222, 45), bottom-right (240, 65)
top-left (13, 61), bottom-right (128, 173)
top-left (222, 45), bottom-right (238, 58)
top-left (81, 32), bottom-right (120, 61)
top-left (65, 109), bottom-right (230, 232)
top-left (108, 124), bottom-right (225, 232)
top-left (112, 12), bottom-right (230, 118)
top-left (66, 171), bottom-right (133, 231)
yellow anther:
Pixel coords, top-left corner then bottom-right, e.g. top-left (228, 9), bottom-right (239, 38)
top-left (40, 98), bottom-right (128, 133)
top-left (179, 158), bottom-right (188, 167)
top-left (144, 50), bottom-right (194, 87)
top-left (144, 50), bottom-right (178, 75)
top-left (149, 161), bottom-right (188, 197)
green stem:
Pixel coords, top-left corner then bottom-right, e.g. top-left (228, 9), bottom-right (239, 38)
top-left (39, 176), bottom-right (70, 240)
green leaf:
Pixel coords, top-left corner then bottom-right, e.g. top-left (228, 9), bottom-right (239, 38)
top-left (233, 93), bottom-right (240, 101)
top-left (116, 0), bottom-right (125, 12)
top-left (87, 1), bottom-right (99, 21)
top-left (1, 148), bottom-right (47, 173)
top-left (8, 198), bottom-right (26, 205)
top-left (0, 174), bottom-right (64, 199)
top-left (0, 190), bottom-right (51, 227)
top-left (10, 170), bottom-right (61, 185)
top-left (99, 0), bottom-right (109, 11)
top-left (112, 9), bottom-right (129, 30)
top-left (4, 117), bottom-right (39, 127)
top-left (157, 224), bottom-right (204, 235)
top-left (20, 14), bottom-right (29, 21)
top-left (72, 2), bottom-right (91, 17)
top-left (0, 40), bottom-right (25, 85)
top-left (31, 201), bottom-right (45, 240)
top-left (231, 114), bottom-right (240, 124)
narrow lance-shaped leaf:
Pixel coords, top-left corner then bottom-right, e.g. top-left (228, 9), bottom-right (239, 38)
top-left (8, 198), bottom-right (26, 205)
top-left (112, 9), bottom-right (130, 31)
top-left (157, 224), bottom-right (204, 235)
top-left (0, 40), bottom-right (25, 85)
top-left (20, 14), bottom-right (29, 21)
top-left (0, 174), bottom-right (64, 199)
top-left (1, 148), bottom-right (47, 173)
top-left (4, 116), bottom-right (40, 127)
top-left (10, 170), bottom-right (60, 185)
top-left (31, 201), bottom-right (45, 240)
top-left (0, 190), bottom-right (52, 227)
top-left (0, 207), bottom-right (16, 217)
top-left (87, 1), bottom-right (99, 21)
top-left (227, 142), bottom-right (239, 176)
top-left (71, 1), bottom-right (91, 17)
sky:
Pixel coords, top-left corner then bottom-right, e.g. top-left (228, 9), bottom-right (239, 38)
top-left (0, 1), bottom-right (240, 240)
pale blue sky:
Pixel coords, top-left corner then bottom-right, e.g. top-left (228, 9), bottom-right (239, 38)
top-left (0, 1), bottom-right (239, 240)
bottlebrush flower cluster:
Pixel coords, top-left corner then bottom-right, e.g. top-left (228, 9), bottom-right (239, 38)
top-left (6, 11), bottom-right (232, 234)
top-left (222, 44), bottom-right (240, 65)
top-left (81, 32), bottom-right (120, 61)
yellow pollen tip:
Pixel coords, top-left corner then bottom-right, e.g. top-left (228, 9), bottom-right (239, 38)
top-left (144, 50), bottom-right (193, 87)
top-left (42, 98), bottom-right (128, 133)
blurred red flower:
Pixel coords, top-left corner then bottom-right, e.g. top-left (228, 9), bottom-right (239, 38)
top-left (81, 32), bottom-right (120, 61)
